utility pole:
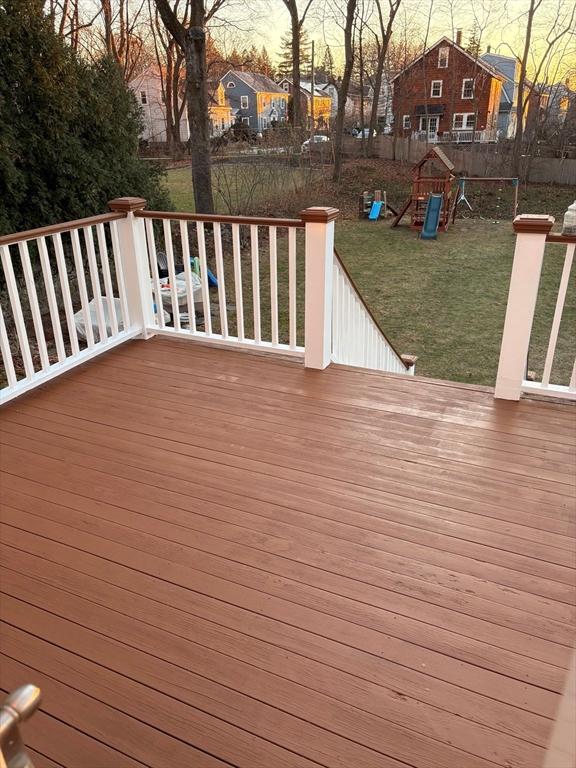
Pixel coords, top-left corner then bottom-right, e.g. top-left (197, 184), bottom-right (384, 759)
top-left (310, 39), bottom-right (315, 138)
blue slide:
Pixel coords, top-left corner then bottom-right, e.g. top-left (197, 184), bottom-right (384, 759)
top-left (420, 193), bottom-right (443, 240)
top-left (368, 201), bottom-right (383, 220)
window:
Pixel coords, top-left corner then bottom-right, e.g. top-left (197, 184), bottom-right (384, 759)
top-left (272, 98), bottom-right (276, 108)
top-left (261, 117), bottom-right (268, 129)
top-left (280, 98), bottom-right (286, 111)
top-left (462, 78), bottom-right (474, 99)
top-left (453, 112), bottom-right (475, 129)
top-left (140, 91), bottom-right (147, 105)
top-left (282, 82), bottom-right (290, 91)
top-left (430, 80), bottom-right (443, 97)
top-left (402, 114), bottom-right (411, 129)
top-left (240, 95), bottom-right (249, 109)
top-left (438, 46), bottom-right (449, 68)
top-left (242, 116), bottom-right (250, 124)
top-left (227, 81), bottom-right (236, 88)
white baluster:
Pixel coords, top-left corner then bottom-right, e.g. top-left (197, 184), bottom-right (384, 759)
top-left (18, 241), bottom-right (49, 371)
top-left (196, 221), bottom-right (212, 336)
top-left (144, 218), bottom-right (164, 329)
top-left (96, 222), bottom-right (119, 335)
top-left (250, 225), bottom-right (261, 343)
top-left (0, 245), bottom-right (34, 378)
top-left (213, 222), bottom-right (228, 339)
top-left (83, 225), bottom-right (107, 342)
top-left (70, 229), bottom-right (95, 348)
top-left (269, 226), bottom-right (278, 345)
top-left (542, 243), bottom-right (574, 387)
top-left (38, 236), bottom-right (66, 362)
top-left (179, 220), bottom-right (197, 333)
top-left (162, 219), bottom-right (180, 331)
top-left (52, 232), bottom-right (80, 355)
top-left (288, 227), bottom-right (297, 349)
top-left (0, 301), bottom-right (17, 387)
top-left (232, 223), bottom-right (244, 342)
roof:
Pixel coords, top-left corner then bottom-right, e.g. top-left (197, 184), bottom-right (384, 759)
top-left (278, 78), bottom-right (328, 98)
top-left (391, 37), bottom-right (505, 82)
top-left (415, 146), bottom-right (455, 172)
top-left (222, 70), bottom-right (286, 94)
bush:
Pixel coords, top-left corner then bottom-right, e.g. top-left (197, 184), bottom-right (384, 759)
top-left (0, 0), bottom-right (171, 235)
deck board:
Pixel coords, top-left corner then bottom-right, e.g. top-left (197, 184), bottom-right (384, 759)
top-left (1, 337), bottom-right (575, 768)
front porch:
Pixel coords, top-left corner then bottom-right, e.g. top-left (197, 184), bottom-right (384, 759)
top-left (1, 336), bottom-right (575, 767)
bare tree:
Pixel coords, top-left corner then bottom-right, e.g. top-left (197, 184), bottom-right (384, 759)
top-left (154, 0), bottom-right (228, 212)
top-left (365, 0), bottom-right (402, 154)
top-left (281, 0), bottom-right (315, 128)
top-left (332, 0), bottom-right (358, 181)
top-left (512, 0), bottom-right (576, 175)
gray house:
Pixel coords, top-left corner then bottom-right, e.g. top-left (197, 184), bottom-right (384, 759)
top-left (481, 51), bottom-right (520, 138)
top-left (220, 70), bottom-right (288, 131)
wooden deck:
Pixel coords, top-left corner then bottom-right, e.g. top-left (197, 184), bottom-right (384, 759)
top-left (1, 337), bottom-right (575, 768)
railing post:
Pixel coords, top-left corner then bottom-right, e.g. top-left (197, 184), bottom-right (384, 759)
top-left (494, 214), bottom-right (554, 400)
top-left (301, 206), bottom-right (339, 369)
top-left (108, 197), bottom-right (155, 339)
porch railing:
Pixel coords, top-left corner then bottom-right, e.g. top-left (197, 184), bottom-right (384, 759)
top-left (412, 130), bottom-right (497, 144)
top-left (0, 199), bottom-right (411, 403)
top-left (495, 215), bottom-right (576, 400)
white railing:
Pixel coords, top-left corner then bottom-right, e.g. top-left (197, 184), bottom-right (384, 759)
top-left (134, 208), bottom-right (305, 356)
top-left (0, 211), bottom-right (143, 404)
top-left (495, 215), bottom-right (576, 401)
top-left (412, 130), bottom-right (497, 144)
top-left (332, 251), bottom-right (413, 375)
top-left (1, 199), bottom-right (414, 403)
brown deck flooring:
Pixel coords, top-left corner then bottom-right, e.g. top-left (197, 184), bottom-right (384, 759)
top-left (1, 337), bottom-right (575, 768)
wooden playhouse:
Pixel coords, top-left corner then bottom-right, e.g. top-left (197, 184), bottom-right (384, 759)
top-left (392, 147), bottom-right (456, 231)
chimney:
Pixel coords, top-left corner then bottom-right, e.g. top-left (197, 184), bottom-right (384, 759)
top-left (455, 29), bottom-right (462, 47)
top-left (487, 44), bottom-right (491, 53)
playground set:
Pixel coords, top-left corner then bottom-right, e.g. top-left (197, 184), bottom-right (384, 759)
top-left (360, 146), bottom-right (520, 240)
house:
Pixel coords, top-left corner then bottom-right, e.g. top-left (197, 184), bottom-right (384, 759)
top-left (392, 35), bottom-right (504, 142)
top-left (207, 80), bottom-right (234, 137)
top-left (129, 67), bottom-right (233, 142)
top-left (221, 70), bottom-right (288, 132)
top-left (481, 51), bottom-right (520, 138)
top-left (347, 83), bottom-right (374, 121)
top-left (277, 77), bottom-right (333, 128)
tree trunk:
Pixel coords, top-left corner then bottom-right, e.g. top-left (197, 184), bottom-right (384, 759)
top-left (184, 21), bottom-right (214, 212)
top-left (332, 0), bottom-right (357, 182)
top-left (291, 12), bottom-right (302, 127)
top-left (366, 4), bottom-right (398, 155)
top-left (512, 0), bottom-right (536, 178)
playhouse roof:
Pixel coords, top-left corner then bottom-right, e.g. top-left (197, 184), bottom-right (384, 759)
top-left (416, 146), bottom-right (455, 172)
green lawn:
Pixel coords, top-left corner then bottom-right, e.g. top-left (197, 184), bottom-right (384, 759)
top-left (164, 168), bottom-right (575, 387)
top-left (335, 220), bottom-right (574, 386)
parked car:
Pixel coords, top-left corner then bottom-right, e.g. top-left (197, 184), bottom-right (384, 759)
top-left (354, 128), bottom-right (377, 139)
top-left (301, 135), bottom-right (331, 153)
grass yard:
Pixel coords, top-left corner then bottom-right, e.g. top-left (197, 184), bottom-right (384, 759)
top-left (335, 219), bottom-right (575, 386)
top-left (164, 164), bottom-right (575, 388)
top-left (167, 163), bottom-right (317, 214)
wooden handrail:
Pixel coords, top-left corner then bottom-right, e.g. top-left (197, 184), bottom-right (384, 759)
top-left (0, 212), bottom-right (127, 247)
top-left (135, 210), bottom-right (306, 228)
top-left (546, 233), bottom-right (576, 244)
top-left (333, 248), bottom-right (410, 370)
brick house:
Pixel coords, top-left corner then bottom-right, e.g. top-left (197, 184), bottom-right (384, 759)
top-left (392, 36), bottom-right (504, 142)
